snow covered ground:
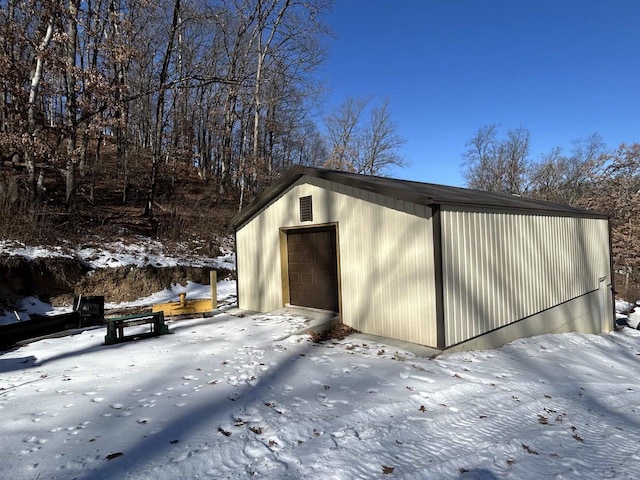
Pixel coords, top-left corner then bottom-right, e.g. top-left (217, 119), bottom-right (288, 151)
top-left (2, 240), bottom-right (640, 478)
top-left (2, 302), bottom-right (640, 479)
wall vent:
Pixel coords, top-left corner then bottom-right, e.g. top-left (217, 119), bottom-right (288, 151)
top-left (299, 195), bottom-right (313, 222)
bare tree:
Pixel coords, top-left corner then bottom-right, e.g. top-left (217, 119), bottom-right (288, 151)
top-left (463, 124), bottom-right (530, 194)
top-left (324, 96), bottom-right (405, 175)
top-left (324, 96), bottom-right (367, 172)
top-left (64, 0), bottom-right (80, 208)
top-left (359, 98), bottom-right (405, 175)
top-left (528, 133), bottom-right (606, 204)
top-left (144, 0), bottom-right (181, 218)
top-left (527, 146), bottom-right (567, 201)
top-left (25, 3), bottom-right (57, 205)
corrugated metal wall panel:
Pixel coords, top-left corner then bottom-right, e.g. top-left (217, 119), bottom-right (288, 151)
top-left (236, 199), bottom-right (286, 312)
top-left (440, 208), bottom-right (611, 346)
top-left (236, 176), bottom-right (439, 347)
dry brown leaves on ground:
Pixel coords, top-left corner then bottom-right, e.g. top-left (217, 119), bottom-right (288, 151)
top-left (309, 324), bottom-right (358, 343)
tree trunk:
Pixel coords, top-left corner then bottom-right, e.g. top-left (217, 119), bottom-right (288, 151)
top-left (252, 0), bottom-right (290, 178)
top-left (145, 0), bottom-right (181, 218)
top-left (220, 88), bottom-right (238, 197)
top-left (65, 0), bottom-right (80, 209)
top-left (27, 16), bottom-right (55, 205)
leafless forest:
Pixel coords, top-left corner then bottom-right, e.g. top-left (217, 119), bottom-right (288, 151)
top-left (1, 0), bottom-right (333, 238)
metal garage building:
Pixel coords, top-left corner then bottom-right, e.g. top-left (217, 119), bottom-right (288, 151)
top-left (230, 166), bottom-right (614, 352)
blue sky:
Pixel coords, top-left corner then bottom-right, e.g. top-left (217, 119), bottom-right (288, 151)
top-left (319, 0), bottom-right (640, 187)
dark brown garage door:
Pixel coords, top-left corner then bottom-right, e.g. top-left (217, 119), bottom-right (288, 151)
top-left (287, 227), bottom-right (339, 311)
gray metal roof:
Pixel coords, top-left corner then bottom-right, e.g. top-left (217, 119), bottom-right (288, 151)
top-left (230, 166), bottom-right (607, 229)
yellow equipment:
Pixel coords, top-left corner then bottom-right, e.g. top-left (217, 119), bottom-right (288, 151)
top-left (152, 271), bottom-right (217, 317)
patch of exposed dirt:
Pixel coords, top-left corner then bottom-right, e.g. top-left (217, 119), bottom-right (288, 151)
top-left (74, 265), bottom-right (232, 304)
top-left (0, 255), bottom-right (90, 301)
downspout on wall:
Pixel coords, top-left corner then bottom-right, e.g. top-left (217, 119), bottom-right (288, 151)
top-left (233, 227), bottom-right (241, 310)
top-left (431, 204), bottom-right (446, 349)
top-left (607, 217), bottom-right (616, 330)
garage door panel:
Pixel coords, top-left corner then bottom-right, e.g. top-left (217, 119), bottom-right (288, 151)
top-left (289, 272), bottom-right (300, 283)
top-left (288, 252), bottom-right (300, 263)
top-left (300, 252), bottom-right (314, 263)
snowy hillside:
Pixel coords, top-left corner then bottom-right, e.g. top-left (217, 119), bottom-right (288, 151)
top-left (0, 238), bottom-right (236, 270)
top-left (2, 306), bottom-right (640, 479)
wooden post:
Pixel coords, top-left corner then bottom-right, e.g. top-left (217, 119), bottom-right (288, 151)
top-left (210, 270), bottom-right (217, 310)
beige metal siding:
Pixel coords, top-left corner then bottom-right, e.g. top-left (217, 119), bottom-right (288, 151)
top-left (445, 288), bottom-right (607, 353)
top-left (440, 207), bottom-right (611, 346)
top-left (236, 176), bottom-right (438, 346)
top-left (236, 196), bottom-right (288, 312)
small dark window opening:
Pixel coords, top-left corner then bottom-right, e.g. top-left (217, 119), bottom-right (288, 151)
top-left (300, 195), bottom-right (313, 222)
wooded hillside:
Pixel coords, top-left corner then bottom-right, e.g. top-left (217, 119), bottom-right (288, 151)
top-left (1, 0), bottom-right (332, 230)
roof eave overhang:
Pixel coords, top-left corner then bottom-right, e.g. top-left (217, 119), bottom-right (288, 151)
top-left (434, 200), bottom-right (610, 219)
top-left (229, 166), bottom-right (609, 230)
top-left (229, 166), bottom-right (308, 230)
